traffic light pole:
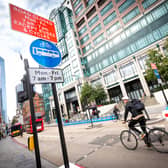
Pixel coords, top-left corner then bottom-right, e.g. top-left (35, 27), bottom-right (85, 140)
top-left (51, 83), bottom-right (69, 168)
top-left (24, 59), bottom-right (42, 168)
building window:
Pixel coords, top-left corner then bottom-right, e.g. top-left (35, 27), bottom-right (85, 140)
top-left (115, 0), bottom-right (122, 4)
top-left (106, 21), bottom-right (121, 36)
top-left (118, 0), bottom-right (135, 14)
top-left (93, 33), bottom-right (104, 45)
top-left (88, 15), bottom-right (99, 27)
top-left (103, 11), bottom-right (117, 26)
top-left (104, 71), bottom-right (117, 85)
top-left (86, 6), bottom-right (96, 19)
top-left (80, 34), bottom-right (89, 45)
top-left (75, 4), bottom-right (84, 15)
top-left (87, 0), bottom-right (95, 7)
top-left (63, 65), bottom-right (73, 85)
top-left (72, 59), bottom-right (78, 68)
top-left (97, 0), bottom-right (107, 8)
top-left (120, 62), bottom-right (137, 79)
top-left (138, 56), bottom-right (148, 70)
top-left (142, 0), bottom-right (158, 10)
top-left (102, 58), bottom-right (109, 68)
top-left (100, 1), bottom-right (113, 16)
top-left (73, 0), bottom-right (81, 8)
top-left (91, 24), bottom-right (102, 36)
top-left (76, 17), bottom-right (85, 28)
top-left (78, 25), bottom-right (87, 37)
top-left (122, 7), bottom-right (140, 24)
top-left (82, 43), bottom-right (92, 53)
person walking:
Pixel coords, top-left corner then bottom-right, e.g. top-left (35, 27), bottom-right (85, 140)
top-left (113, 105), bottom-right (120, 120)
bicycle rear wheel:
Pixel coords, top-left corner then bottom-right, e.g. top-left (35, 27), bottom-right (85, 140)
top-left (120, 130), bottom-right (138, 150)
top-left (149, 128), bottom-right (168, 153)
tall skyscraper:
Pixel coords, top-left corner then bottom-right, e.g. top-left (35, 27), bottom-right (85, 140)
top-left (70, 0), bottom-right (168, 102)
top-left (49, 0), bottom-right (83, 119)
top-left (0, 57), bottom-right (7, 123)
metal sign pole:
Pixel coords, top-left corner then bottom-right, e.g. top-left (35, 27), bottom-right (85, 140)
top-left (51, 83), bottom-right (69, 168)
top-left (24, 59), bottom-right (41, 168)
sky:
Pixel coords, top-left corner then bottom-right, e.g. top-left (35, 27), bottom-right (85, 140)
top-left (0, 0), bottom-right (63, 121)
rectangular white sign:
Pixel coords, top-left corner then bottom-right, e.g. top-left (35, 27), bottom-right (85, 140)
top-left (29, 68), bottom-right (64, 84)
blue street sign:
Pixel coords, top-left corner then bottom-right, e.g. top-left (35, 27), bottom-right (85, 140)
top-left (154, 69), bottom-right (161, 79)
top-left (153, 69), bottom-right (162, 84)
top-left (30, 39), bottom-right (61, 68)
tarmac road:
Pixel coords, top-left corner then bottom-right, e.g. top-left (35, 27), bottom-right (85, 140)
top-left (14, 115), bottom-right (168, 168)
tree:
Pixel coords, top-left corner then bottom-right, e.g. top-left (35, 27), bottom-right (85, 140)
top-left (80, 82), bottom-right (95, 107)
top-left (146, 40), bottom-right (168, 83)
top-left (80, 82), bottom-right (107, 107)
top-left (94, 84), bottom-right (107, 105)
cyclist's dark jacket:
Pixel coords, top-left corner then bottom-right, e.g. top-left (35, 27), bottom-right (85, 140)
top-left (124, 101), bottom-right (143, 121)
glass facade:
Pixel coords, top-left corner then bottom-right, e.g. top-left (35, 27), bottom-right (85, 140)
top-left (118, 0), bottom-right (135, 13)
top-left (88, 15), bottom-right (99, 27)
top-left (93, 33), bottom-right (104, 45)
top-left (75, 4), bottom-right (84, 15)
top-left (41, 84), bottom-right (52, 122)
top-left (142, 0), bottom-right (158, 9)
top-left (0, 57), bottom-right (7, 123)
top-left (104, 71), bottom-right (117, 85)
top-left (103, 11), bottom-right (117, 26)
top-left (91, 24), bottom-right (102, 36)
top-left (83, 1), bottom-right (168, 75)
top-left (73, 0), bottom-right (81, 8)
top-left (122, 7), bottom-right (140, 24)
top-left (78, 25), bottom-right (87, 37)
top-left (63, 65), bottom-right (73, 85)
top-left (80, 34), bottom-right (89, 44)
top-left (100, 1), bottom-right (113, 16)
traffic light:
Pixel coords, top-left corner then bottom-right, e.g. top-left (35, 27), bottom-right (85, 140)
top-left (17, 75), bottom-right (28, 103)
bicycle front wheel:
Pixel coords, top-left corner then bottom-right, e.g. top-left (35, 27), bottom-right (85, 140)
top-left (120, 130), bottom-right (138, 150)
top-left (149, 128), bottom-right (168, 153)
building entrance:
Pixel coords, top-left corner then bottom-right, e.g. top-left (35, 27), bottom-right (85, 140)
top-left (125, 79), bottom-right (144, 99)
top-left (108, 86), bottom-right (122, 103)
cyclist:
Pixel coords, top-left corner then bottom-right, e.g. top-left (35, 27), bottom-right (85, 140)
top-left (122, 96), bottom-right (150, 147)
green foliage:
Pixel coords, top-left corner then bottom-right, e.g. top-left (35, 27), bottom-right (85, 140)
top-left (94, 84), bottom-right (107, 105)
top-left (80, 82), bottom-right (107, 107)
top-left (80, 82), bottom-right (95, 106)
top-left (145, 40), bottom-right (168, 82)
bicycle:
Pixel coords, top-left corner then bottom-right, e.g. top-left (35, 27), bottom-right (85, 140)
top-left (120, 120), bottom-right (168, 153)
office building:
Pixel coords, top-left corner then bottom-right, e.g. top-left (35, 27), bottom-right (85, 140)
top-left (70, 0), bottom-right (168, 102)
top-left (41, 84), bottom-right (53, 122)
top-left (49, 0), bottom-right (84, 119)
top-left (0, 57), bottom-right (7, 123)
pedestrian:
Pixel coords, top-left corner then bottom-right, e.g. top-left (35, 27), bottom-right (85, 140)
top-left (113, 104), bottom-right (120, 120)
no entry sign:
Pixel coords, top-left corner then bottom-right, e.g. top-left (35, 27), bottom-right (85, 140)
top-left (9, 4), bottom-right (57, 43)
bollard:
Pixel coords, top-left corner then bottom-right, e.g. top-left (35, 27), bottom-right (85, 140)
top-left (28, 136), bottom-right (35, 151)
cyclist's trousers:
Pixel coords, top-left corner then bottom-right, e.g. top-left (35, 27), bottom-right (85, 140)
top-left (128, 117), bottom-right (147, 135)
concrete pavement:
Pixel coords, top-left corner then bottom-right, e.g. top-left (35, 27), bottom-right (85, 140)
top-left (0, 137), bottom-right (57, 168)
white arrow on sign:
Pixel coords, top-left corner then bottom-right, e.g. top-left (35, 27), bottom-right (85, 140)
top-left (29, 68), bottom-right (64, 84)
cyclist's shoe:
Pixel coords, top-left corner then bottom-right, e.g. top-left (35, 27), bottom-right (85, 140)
top-left (139, 133), bottom-right (146, 140)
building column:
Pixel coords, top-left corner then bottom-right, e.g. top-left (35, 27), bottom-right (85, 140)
top-left (61, 90), bottom-right (68, 116)
top-left (133, 57), bottom-right (151, 96)
top-left (115, 65), bottom-right (128, 97)
top-left (101, 75), bottom-right (110, 101)
top-left (63, 8), bottom-right (71, 30)
top-left (75, 83), bottom-right (82, 112)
